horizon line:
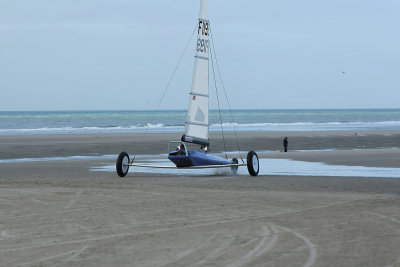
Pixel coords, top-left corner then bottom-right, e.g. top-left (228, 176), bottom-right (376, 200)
top-left (1, 107), bottom-right (400, 113)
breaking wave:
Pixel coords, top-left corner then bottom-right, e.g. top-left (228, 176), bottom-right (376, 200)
top-left (1, 120), bottom-right (400, 135)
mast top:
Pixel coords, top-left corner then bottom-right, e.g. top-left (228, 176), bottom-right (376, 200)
top-left (199, 0), bottom-right (208, 20)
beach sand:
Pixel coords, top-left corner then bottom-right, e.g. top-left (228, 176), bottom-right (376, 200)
top-left (1, 130), bottom-right (400, 266)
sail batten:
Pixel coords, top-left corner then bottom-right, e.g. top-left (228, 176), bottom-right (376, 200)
top-left (187, 121), bottom-right (208, 126)
top-left (190, 92), bottom-right (209, 97)
top-left (184, 0), bottom-right (210, 146)
top-left (195, 55), bottom-right (209, 60)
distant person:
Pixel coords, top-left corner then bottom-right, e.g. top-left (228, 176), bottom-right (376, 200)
top-left (283, 137), bottom-right (288, 152)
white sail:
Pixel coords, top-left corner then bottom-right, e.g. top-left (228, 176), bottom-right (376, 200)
top-left (184, 0), bottom-right (210, 146)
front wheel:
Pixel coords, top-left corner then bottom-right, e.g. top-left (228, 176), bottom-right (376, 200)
top-left (116, 152), bottom-right (130, 177)
top-left (231, 158), bottom-right (238, 174)
top-left (247, 151), bottom-right (259, 176)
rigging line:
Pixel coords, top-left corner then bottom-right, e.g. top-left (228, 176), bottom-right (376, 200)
top-left (140, 24), bottom-right (198, 142)
top-left (209, 33), bottom-right (228, 160)
top-left (210, 28), bottom-right (244, 163)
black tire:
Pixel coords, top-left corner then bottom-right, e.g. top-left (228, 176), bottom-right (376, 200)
top-left (247, 151), bottom-right (259, 176)
top-left (116, 152), bottom-right (130, 177)
top-left (231, 158), bottom-right (239, 174)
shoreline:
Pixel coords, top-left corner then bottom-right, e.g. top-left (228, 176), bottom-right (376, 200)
top-left (1, 129), bottom-right (399, 159)
top-left (1, 129), bottom-right (400, 136)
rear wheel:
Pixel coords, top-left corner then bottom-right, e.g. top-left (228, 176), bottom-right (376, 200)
top-left (247, 151), bottom-right (259, 176)
top-left (116, 152), bottom-right (130, 177)
top-left (231, 158), bottom-right (238, 174)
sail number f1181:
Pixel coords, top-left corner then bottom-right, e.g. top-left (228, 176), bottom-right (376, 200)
top-left (197, 20), bottom-right (209, 54)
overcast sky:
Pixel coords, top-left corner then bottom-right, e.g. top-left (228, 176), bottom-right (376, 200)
top-left (0, 0), bottom-right (399, 111)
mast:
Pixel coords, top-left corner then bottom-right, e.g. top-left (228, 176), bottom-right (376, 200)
top-left (184, 0), bottom-right (210, 146)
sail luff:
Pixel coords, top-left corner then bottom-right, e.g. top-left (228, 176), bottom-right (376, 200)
top-left (184, 0), bottom-right (210, 146)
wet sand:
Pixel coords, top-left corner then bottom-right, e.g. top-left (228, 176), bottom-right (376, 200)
top-left (1, 130), bottom-right (400, 266)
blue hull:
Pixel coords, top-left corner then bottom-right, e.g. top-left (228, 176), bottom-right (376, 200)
top-left (168, 151), bottom-right (231, 167)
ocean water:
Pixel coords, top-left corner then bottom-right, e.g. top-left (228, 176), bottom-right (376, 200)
top-left (0, 109), bottom-right (400, 135)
